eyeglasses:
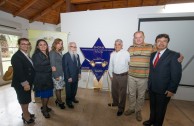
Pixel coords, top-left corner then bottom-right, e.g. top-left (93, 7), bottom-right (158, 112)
top-left (20, 43), bottom-right (30, 46)
top-left (70, 46), bottom-right (77, 48)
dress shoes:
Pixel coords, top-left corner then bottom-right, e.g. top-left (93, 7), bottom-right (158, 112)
top-left (40, 106), bottom-right (52, 112)
top-left (72, 99), bottom-right (79, 103)
top-left (117, 110), bottom-right (123, 116)
top-left (67, 104), bottom-right (74, 109)
top-left (124, 109), bottom-right (135, 116)
top-left (22, 113), bottom-right (35, 118)
top-left (143, 120), bottom-right (153, 126)
top-left (108, 103), bottom-right (117, 107)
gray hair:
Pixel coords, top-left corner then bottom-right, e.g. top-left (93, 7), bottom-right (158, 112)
top-left (68, 42), bottom-right (76, 47)
top-left (115, 39), bottom-right (123, 45)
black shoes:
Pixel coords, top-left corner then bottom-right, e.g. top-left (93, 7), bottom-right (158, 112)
top-left (22, 113), bottom-right (35, 118)
top-left (72, 99), bottom-right (79, 103)
top-left (67, 103), bottom-right (74, 109)
top-left (40, 106), bottom-right (52, 112)
top-left (117, 110), bottom-right (123, 116)
top-left (55, 100), bottom-right (66, 109)
top-left (40, 106), bottom-right (51, 118)
top-left (22, 116), bottom-right (34, 124)
top-left (108, 103), bottom-right (117, 107)
top-left (41, 110), bottom-right (50, 118)
top-left (143, 120), bottom-right (153, 126)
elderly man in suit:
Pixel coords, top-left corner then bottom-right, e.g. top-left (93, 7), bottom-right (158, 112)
top-left (62, 42), bottom-right (81, 108)
top-left (143, 34), bottom-right (182, 126)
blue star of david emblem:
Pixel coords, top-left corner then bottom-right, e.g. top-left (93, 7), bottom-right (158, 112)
top-left (80, 38), bottom-right (114, 81)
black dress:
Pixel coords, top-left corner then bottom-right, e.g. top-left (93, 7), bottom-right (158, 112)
top-left (32, 51), bottom-right (53, 98)
top-left (11, 50), bottom-right (35, 104)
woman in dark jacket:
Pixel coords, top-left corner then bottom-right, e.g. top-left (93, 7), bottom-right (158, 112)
top-left (32, 39), bottom-right (53, 118)
top-left (11, 38), bottom-right (35, 124)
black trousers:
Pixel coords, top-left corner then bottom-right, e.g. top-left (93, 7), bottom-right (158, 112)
top-left (149, 91), bottom-right (171, 126)
top-left (65, 81), bottom-right (78, 104)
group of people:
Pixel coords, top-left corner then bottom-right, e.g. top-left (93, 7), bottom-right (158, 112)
top-left (11, 38), bottom-right (81, 124)
top-left (11, 31), bottom-right (182, 126)
top-left (108, 31), bottom-right (182, 126)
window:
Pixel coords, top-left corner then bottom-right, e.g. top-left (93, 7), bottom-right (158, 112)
top-left (0, 33), bottom-right (19, 76)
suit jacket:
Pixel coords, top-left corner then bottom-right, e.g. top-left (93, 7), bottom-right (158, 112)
top-left (11, 50), bottom-right (35, 88)
top-left (148, 49), bottom-right (182, 94)
top-left (32, 51), bottom-right (53, 91)
top-left (49, 50), bottom-right (63, 78)
top-left (62, 52), bottom-right (81, 82)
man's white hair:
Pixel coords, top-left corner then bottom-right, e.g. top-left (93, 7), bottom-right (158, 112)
top-left (115, 39), bottom-right (123, 46)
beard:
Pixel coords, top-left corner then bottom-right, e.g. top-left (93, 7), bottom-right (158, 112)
top-left (69, 50), bottom-right (77, 55)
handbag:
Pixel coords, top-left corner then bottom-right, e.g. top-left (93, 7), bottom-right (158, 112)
top-left (2, 66), bottom-right (13, 81)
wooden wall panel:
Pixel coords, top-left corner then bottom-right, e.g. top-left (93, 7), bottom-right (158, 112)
top-left (128, 0), bottom-right (143, 7)
top-left (75, 1), bottom-right (113, 11)
top-left (157, 0), bottom-right (167, 5)
top-left (0, 2), bottom-right (18, 14)
top-left (113, 0), bottom-right (128, 8)
top-left (143, 0), bottom-right (157, 6)
top-left (167, 0), bottom-right (194, 4)
top-left (0, 0), bottom-right (194, 24)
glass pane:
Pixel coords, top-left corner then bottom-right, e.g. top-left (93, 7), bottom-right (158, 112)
top-left (2, 61), bottom-right (11, 75)
top-left (0, 33), bottom-right (18, 47)
top-left (0, 33), bottom-right (19, 61)
top-left (1, 47), bottom-right (18, 61)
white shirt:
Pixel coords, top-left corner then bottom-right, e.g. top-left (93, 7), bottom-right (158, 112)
top-left (153, 48), bottom-right (167, 64)
top-left (108, 49), bottom-right (130, 77)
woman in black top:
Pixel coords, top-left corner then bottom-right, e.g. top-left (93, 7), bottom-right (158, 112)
top-left (32, 39), bottom-right (53, 118)
top-left (11, 38), bottom-right (35, 124)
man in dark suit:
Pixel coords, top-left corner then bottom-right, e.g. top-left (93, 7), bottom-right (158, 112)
top-left (143, 34), bottom-right (182, 126)
top-left (62, 42), bottom-right (81, 108)
top-left (11, 38), bottom-right (35, 123)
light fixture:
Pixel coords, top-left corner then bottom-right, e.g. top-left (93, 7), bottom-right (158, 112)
top-left (163, 3), bottom-right (194, 13)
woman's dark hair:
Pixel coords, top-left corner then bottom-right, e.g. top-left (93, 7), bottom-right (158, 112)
top-left (33, 39), bottom-right (49, 56)
top-left (17, 38), bottom-right (29, 45)
top-left (155, 34), bottom-right (170, 43)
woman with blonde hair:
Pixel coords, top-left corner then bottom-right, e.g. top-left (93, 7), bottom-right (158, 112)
top-left (50, 38), bottom-right (65, 109)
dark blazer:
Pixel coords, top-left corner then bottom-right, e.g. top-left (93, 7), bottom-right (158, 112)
top-left (148, 49), bottom-right (182, 94)
top-left (32, 51), bottom-right (53, 91)
top-left (11, 50), bottom-right (35, 88)
top-left (62, 52), bottom-right (81, 82)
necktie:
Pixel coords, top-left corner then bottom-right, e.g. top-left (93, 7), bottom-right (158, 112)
top-left (153, 52), bottom-right (160, 67)
top-left (73, 54), bottom-right (77, 66)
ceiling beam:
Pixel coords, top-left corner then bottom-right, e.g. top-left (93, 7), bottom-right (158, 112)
top-left (13, 0), bottom-right (38, 17)
top-left (0, 0), bottom-right (7, 6)
top-left (6, 0), bottom-right (20, 8)
top-left (30, 0), bottom-right (64, 23)
top-left (141, 0), bottom-right (144, 6)
top-left (156, 0), bottom-right (160, 5)
top-left (71, 0), bottom-right (112, 4)
top-left (66, 0), bottom-right (72, 12)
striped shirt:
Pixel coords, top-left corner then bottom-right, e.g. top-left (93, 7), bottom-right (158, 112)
top-left (128, 43), bottom-right (155, 78)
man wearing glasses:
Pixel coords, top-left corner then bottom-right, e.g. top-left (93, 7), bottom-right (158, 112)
top-left (62, 42), bottom-right (81, 109)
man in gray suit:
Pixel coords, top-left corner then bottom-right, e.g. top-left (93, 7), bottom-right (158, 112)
top-left (62, 42), bottom-right (81, 108)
